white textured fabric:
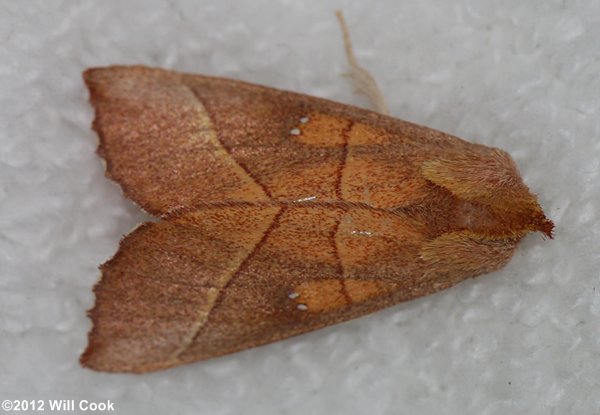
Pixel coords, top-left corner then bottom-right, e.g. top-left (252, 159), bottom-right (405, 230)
top-left (1, 1), bottom-right (598, 414)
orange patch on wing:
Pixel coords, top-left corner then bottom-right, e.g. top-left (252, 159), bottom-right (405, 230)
top-left (266, 163), bottom-right (341, 201)
top-left (266, 207), bottom-right (344, 264)
top-left (290, 113), bottom-right (349, 147)
top-left (336, 209), bottom-right (425, 270)
top-left (344, 279), bottom-right (386, 303)
top-left (348, 122), bottom-right (391, 145)
top-left (341, 155), bottom-right (430, 208)
top-left (292, 279), bottom-right (347, 312)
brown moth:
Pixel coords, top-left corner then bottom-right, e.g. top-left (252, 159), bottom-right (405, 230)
top-left (81, 19), bottom-right (553, 373)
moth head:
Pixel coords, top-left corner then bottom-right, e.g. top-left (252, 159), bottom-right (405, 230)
top-left (422, 148), bottom-right (554, 238)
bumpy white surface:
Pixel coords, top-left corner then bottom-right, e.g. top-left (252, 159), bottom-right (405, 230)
top-left (1, 1), bottom-right (598, 414)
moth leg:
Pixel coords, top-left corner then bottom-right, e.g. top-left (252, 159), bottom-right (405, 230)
top-left (335, 10), bottom-right (389, 115)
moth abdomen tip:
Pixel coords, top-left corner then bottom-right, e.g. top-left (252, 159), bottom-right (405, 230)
top-left (540, 218), bottom-right (555, 239)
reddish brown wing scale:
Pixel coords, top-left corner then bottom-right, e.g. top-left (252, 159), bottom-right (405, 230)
top-left (81, 66), bottom-right (552, 372)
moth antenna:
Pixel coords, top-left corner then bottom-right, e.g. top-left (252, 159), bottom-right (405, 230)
top-left (335, 10), bottom-right (390, 115)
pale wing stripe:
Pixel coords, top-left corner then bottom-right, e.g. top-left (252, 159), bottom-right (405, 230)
top-left (168, 207), bottom-right (284, 363)
top-left (184, 85), bottom-right (270, 199)
top-left (166, 288), bottom-right (219, 365)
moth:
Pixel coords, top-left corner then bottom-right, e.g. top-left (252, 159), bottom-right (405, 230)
top-left (81, 16), bottom-right (553, 373)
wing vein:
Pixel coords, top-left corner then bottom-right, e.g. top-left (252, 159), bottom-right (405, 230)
top-left (331, 216), bottom-right (352, 305)
top-left (335, 120), bottom-right (354, 200)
